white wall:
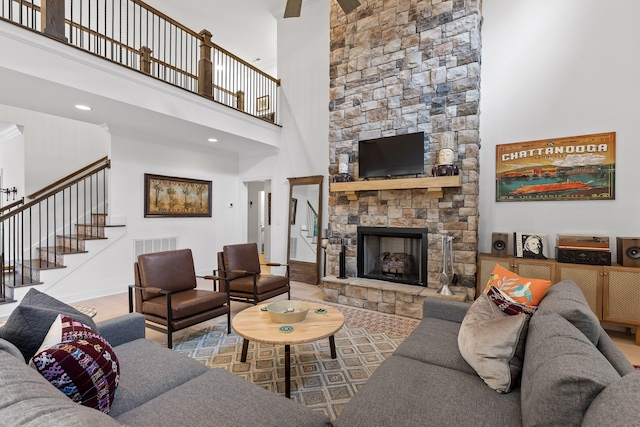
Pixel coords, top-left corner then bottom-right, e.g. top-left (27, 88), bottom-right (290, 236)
top-left (0, 123), bottom-right (24, 203)
top-left (109, 130), bottom-right (240, 275)
top-left (479, 0), bottom-right (640, 259)
top-left (239, 0), bottom-right (330, 264)
top-left (0, 105), bottom-right (108, 194)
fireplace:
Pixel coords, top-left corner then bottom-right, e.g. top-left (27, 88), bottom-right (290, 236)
top-left (357, 227), bottom-right (428, 286)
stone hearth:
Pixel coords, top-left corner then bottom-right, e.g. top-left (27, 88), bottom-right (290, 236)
top-left (321, 276), bottom-right (469, 319)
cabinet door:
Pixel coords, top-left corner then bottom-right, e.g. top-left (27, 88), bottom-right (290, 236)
top-left (603, 266), bottom-right (640, 326)
top-left (476, 253), bottom-right (512, 298)
top-left (513, 258), bottom-right (556, 284)
top-left (556, 263), bottom-right (602, 319)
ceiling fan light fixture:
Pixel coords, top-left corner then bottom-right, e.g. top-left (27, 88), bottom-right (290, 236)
top-left (284, 0), bottom-right (302, 18)
top-left (337, 0), bottom-right (361, 15)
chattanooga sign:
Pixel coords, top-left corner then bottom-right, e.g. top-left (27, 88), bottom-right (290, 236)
top-left (495, 132), bottom-right (616, 202)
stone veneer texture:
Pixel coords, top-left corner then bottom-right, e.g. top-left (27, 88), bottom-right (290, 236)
top-left (327, 0), bottom-right (481, 290)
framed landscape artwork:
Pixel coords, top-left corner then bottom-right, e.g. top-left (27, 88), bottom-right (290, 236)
top-left (496, 132), bottom-right (615, 202)
top-left (144, 173), bottom-right (212, 218)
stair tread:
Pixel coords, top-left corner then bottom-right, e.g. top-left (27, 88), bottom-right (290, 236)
top-left (2, 272), bottom-right (42, 287)
top-left (38, 246), bottom-right (88, 255)
top-left (60, 234), bottom-right (107, 241)
top-left (19, 259), bottom-right (66, 270)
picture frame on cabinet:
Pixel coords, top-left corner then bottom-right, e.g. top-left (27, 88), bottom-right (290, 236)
top-left (514, 232), bottom-right (548, 259)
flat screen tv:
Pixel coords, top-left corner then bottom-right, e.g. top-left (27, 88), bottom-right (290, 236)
top-left (358, 132), bottom-right (425, 179)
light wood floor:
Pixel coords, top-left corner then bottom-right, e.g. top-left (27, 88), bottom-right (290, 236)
top-left (69, 280), bottom-right (640, 366)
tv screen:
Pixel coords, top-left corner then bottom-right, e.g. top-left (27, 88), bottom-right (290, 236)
top-left (358, 132), bottom-right (425, 179)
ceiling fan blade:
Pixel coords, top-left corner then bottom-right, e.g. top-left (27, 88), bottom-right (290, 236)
top-left (337, 0), bottom-right (361, 15)
top-left (284, 0), bottom-right (303, 18)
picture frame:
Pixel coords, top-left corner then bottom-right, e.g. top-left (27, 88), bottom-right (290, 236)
top-left (267, 192), bottom-right (272, 225)
top-left (144, 173), bottom-right (212, 218)
top-left (514, 232), bottom-right (548, 259)
top-left (257, 95), bottom-right (269, 112)
top-left (290, 198), bottom-right (297, 225)
top-left (496, 132), bottom-right (615, 202)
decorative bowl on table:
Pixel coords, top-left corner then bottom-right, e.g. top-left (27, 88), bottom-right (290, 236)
top-left (267, 300), bottom-right (310, 323)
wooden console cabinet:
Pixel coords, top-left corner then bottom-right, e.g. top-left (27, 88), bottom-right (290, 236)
top-left (478, 253), bottom-right (640, 345)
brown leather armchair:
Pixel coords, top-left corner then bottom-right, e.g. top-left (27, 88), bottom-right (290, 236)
top-left (129, 248), bottom-right (230, 348)
top-left (217, 242), bottom-right (290, 304)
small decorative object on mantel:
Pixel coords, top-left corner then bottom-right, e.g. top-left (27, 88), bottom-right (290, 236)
top-left (432, 133), bottom-right (459, 177)
top-left (333, 153), bottom-right (354, 182)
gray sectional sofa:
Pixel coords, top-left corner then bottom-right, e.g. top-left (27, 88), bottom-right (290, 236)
top-left (1, 281), bottom-right (639, 426)
top-left (334, 280), bottom-right (640, 426)
top-left (0, 310), bottom-right (330, 426)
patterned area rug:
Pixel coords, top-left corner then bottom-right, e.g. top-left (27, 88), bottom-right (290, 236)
top-left (172, 303), bottom-right (420, 420)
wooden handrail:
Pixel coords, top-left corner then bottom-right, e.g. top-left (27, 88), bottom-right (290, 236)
top-left (2, 159), bottom-right (110, 222)
top-left (28, 156), bottom-right (110, 200)
top-left (130, 0), bottom-right (201, 39)
top-left (0, 198), bottom-right (25, 215)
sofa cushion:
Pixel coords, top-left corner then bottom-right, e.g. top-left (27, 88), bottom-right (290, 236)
top-left (486, 264), bottom-right (551, 306)
top-left (0, 288), bottom-right (98, 361)
top-left (521, 311), bottom-right (620, 427)
top-left (596, 330), bottom-right (636, 376)
top-left (394, 317), bottom-right (476, 376)
top-left (115, 368), bottom-right (330, 427)
top-left (0, 350), bottom-right (121, 426)
top-left (0, 338), bottom-right (25, 363)
top-left (537, 279), bottom-right (600, 344)
top-left (582, 371), bottom-right (640, 426)
top-left (107, 338), bottom-right (208, 417)
top-left (30, 315), bottom-right (119, 414)
top-left (334, 355), bottom-right (521, 427)
top-left (458, 294), bottom-right (528, 393)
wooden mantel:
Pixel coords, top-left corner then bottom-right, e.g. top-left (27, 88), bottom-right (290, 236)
top-left (329, 176), bottom-right (462, 200)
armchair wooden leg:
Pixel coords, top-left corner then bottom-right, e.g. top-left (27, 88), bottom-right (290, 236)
top-left (166, 292), bottom-right (173, 349)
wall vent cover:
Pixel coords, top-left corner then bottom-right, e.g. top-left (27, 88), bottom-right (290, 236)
top-left (133, 236), bottom-right (178, 261)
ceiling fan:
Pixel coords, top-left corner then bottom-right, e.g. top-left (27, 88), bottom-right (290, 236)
top-left (284, 0), bottom-right (361, 18)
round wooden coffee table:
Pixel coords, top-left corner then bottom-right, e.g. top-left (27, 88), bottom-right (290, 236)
top-left (232, 301), bottom-right (344, 398)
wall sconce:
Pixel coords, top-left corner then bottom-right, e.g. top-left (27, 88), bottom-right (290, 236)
top-left (1, 187), bottom-right (17, 202)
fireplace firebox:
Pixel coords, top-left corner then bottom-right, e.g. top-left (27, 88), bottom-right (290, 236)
top-left (357, 227), bottom-right (428, 286)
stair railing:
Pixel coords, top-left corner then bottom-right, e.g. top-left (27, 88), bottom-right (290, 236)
top-left (1, 0), bottom-right (280, 123)
top-left (0, 157), bottom-right (110, 299)
top-left (298, 200), bottom-right (318, 254)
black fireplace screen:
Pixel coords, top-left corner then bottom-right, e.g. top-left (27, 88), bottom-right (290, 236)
top-left (357, 227), bottom-right (428, 286)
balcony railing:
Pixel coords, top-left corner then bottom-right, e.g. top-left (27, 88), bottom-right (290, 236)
top-left (0, 0), bottom-right (280, 124)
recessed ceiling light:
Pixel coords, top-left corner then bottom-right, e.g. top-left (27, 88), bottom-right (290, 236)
top-left (75, 104), bottom-right (92, 111)
top-left (208, 138), bottom-right (218, 143)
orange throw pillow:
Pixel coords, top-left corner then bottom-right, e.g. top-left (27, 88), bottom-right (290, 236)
top-left (485, 264), bottom-right (551, 306)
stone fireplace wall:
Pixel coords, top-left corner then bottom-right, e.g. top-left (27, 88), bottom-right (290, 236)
top-left (327, 0), bottom-right (482, 294)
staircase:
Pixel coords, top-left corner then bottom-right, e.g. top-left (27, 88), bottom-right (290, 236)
top-left (1, 157), bottom-right (115, 304)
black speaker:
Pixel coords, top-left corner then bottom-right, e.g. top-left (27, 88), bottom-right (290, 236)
top-left (491, 232), bottom-right (510, 257)
top-left (617, 237), bottom-right (640, 267)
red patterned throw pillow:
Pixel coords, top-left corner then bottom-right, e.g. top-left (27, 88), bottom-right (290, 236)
top-left (486, 285), bottom-right (538, 319)
top-left (30, 314), bottom-right (119, 414)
